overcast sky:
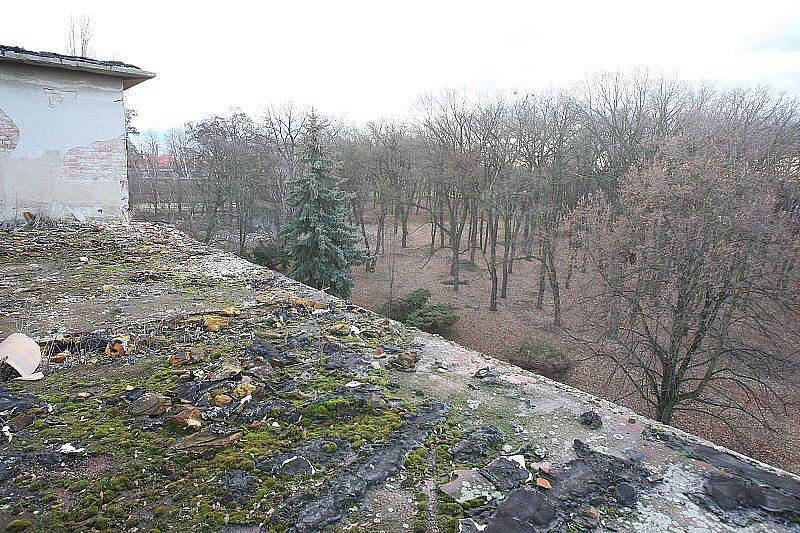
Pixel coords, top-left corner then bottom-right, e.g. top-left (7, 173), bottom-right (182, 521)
top-left (3, 1), bottom-right (800, 133)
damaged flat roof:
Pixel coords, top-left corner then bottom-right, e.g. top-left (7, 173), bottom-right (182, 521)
top-left (0, 45), bottom-right (155, 89)
top-left (0, 222), bottom-right (798, 531)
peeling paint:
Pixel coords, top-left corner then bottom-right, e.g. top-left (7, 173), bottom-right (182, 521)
top-left (0, 62), bottom-right (128, 221)
top-left (43, 86), bottom-right (76, 108)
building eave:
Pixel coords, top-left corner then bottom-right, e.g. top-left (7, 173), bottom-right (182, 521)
top-left (0, 46), bottom-right (155, 90)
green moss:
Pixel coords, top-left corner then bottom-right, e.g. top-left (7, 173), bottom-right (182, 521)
top-left (27, 479), bottom-right (46, 491)
top-left (105, 505), bottom-right (124, 517)
top-left (40, 392), bottom-right (69, 404)
top-left (439, 502), bottom-right (462, 516)
top-left (444, 517), bottom-right (460, 532)
top-left (406, 448), bottom-right (429, 467)
top-left (40, 492), bottom-right (58, 504)
top-left (307, 397), bottom-right (353, 419)
top-left (0, 233), bottom-right (432, 531)
top-left (74, 504), bottom-right (99, 521)
top-left (92, 516), bottom-right (111, 529)
top-left (6, 519), bottom-right (33, 531)
top-left (461, 497), bottom-right (487, 509)
top-left (68, 479), bottom-right (89, 492)
top-left (209, 342), bottom-right (241, 360)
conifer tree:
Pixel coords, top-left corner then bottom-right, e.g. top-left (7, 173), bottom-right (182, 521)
top-left (283, 112), bottom-right (364, 298)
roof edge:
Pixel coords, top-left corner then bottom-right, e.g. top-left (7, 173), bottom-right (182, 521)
top-left (0, 45), bottom-right (155, 90)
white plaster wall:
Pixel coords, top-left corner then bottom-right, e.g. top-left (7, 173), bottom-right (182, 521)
top-left (0, 62), bottom-right (129, 221)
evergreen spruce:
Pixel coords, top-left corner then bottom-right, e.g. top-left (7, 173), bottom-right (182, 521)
top-left (283, 112), bottom-right (364, 298)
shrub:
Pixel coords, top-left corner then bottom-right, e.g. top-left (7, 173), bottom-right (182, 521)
top-left (508, 339), bottom-right (573, 379)
top-left (387, 288), bottom-right (459, 335)
top-left (250, 239), bottom-right (290, 272)
top-left (387, 288), bottom-right (431, 321)
top-left (405, 304), bottom-right (460, 334)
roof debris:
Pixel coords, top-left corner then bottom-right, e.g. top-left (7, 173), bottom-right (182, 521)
top-left (0, 333), bottom-right (43, 381)
top-left (0, 221), bottom-right (797, 531)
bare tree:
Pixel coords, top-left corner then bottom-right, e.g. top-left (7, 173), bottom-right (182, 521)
top-left (187, 115), bottom-right (244, 244)
top-left (569, 124), bottom-right (800, 426)
top-left (140, 131), bottom-right (163, 217)
top-left (340, 119), bottom-right (414, 271)
top-left (165, 128), bottom-right (193, 219)
top-left (415, 90), bottom-right (481, 292)
top-left (473, 96), bottom-right (518, 310)
top-left (66, 15), bottom-right (94, 57)
top-left (261, 102), bottom-right (308, 232)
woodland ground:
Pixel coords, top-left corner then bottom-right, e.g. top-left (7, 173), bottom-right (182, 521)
top-left (349, 216), bottom-right (800, 474)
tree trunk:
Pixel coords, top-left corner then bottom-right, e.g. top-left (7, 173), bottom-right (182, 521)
top-left (203, 196), bottom-right (222, 244)
top-left (523, 213), bottom-right (532, 260)
top-left (489, 211), bottom-right (499, 311)
top-left (429, 211), bottom-right (437, 257)
top-left (449, 201), bottom-right (468, 292)
top-left (375, 214), bottom-right (386, 259)
top-left (536, 241), bottom-right (546, 309)
top-left (501, 214), bottom-right (511, 299)
top-left (438, 201), bottom-right (446, 248)
top-left (400, 205), bottom-right (409, 248)
top-left (469, 199), bottom-right (478, 265)
top-left (508, 219), bottom-right (518, 275)
top-left (357, 207), bottom-right (374, 271)
top-left (656, 364), bottom-right (679, 424)
top-left (237, 202), bottom-right (248, 256)
top-left (608, 257), bottom-right (622, 340)
top-left (546, 245), bottom-right (561, 328)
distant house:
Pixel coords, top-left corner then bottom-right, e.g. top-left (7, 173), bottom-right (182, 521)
top-left (0, 45), bottom-right (154, 222)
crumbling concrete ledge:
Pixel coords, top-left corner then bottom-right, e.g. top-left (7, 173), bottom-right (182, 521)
top-left (410, 333), bottom-right (800, 531)
top-left (0, 221), bottom-right (798, 532)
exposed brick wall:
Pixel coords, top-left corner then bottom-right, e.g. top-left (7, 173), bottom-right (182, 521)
top-left (0, 108), bottom-right (20, 151)
top-left (62, 136), bottom-right (126, 182)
